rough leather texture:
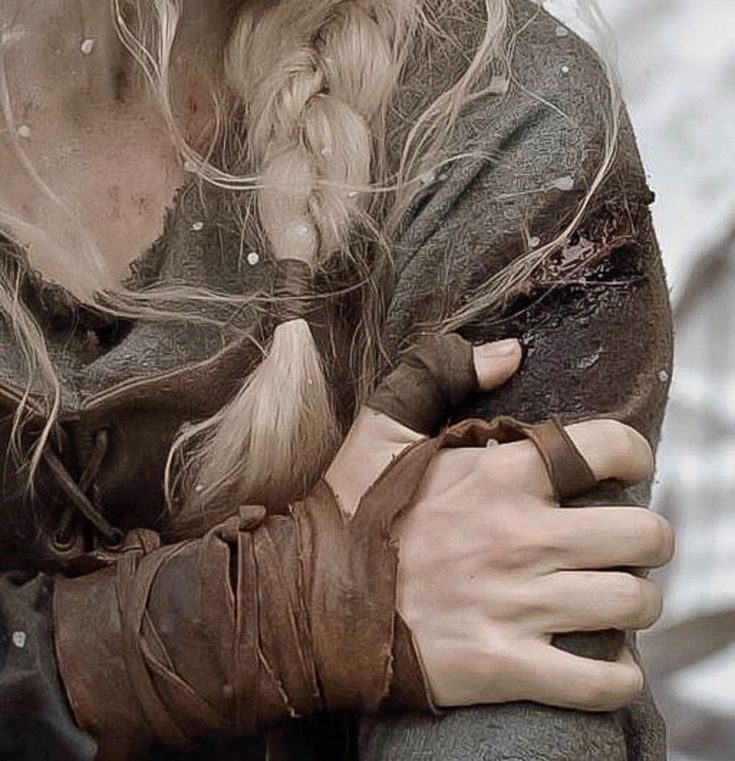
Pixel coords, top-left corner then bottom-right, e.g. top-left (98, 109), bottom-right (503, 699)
top-left (53, 414), bottom-right (600, 760)
top-left (53, 445), bottom-right (440, 759)
top-left (367, 334), bottom-right (478, 435)
top-left (521, 416), bottom-right (598, 501)
top-left (0, 0), bottom-right (671, 758)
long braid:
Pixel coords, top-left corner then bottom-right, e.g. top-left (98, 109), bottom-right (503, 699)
top-left (2, 0), bottom-right (618, 529)
top-left (176, 0), bottom-right (416, 515)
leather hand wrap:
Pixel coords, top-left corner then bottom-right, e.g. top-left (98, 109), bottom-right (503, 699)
top-left (53, 415), bottom-right (597, 759)
top-left (53, 315), bottom-right (598, 759)
top-left (367, 334), bottom-right (478, 435)
top-left (53, 434), bottom-right (443, 759)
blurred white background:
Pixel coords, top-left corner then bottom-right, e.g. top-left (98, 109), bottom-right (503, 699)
top-left (546, 1), bottom-right (735, 758)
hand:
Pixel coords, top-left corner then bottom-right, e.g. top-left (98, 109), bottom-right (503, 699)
top-left (327, 338), bottom-right (674, 712)
top-left (397, 416), bottom-right (672, 710)
top-left (51, 336), bottom-right (673, 756)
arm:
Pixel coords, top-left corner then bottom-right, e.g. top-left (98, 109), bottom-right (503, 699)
top-left (372, 19), bottom-right (671, 761)
top-left (385, 17), bottom-right (671, 645)
top-left (1, 338), bottom-right (669, 760)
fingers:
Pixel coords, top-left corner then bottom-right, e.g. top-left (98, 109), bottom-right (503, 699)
top-left (564, 419), bottom-right (654, 485)
top-left (517, 644), bottom-right (643, 711)
top-left (480, 419), bottom-right (654, 501)
top-left (329, 335), bottom-right (520, 516)
top-left (534, 571), bottom-right (663, 633)
top-left (552, 507), bottom-right (675, 570)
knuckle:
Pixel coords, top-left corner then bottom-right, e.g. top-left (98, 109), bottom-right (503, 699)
top-left (530, 527), bottom-right (567, 568)
top-left (481, 444), bottom-right (525, 480)
top-left (489, 521), bottom-right (553, 573)
top-left (638, 510), bottom-right (675, 566)
top-left (479, 447), bottom-right (507, 482)
top-left (480, 442), bottom-right (542, 496)
top-left (433, 449), bottom-right (481, 494)
top-left (493, 527), bottom-right (534, 570)
top-left (500, 515), bottom-right (560, 571)
top-left (610, 573), bottom-right (649, 620)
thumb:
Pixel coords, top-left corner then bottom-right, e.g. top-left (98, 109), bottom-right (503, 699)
top-left (473, 338), bottom-right (523, 391)
top-left (366, 334), bottom-right (522, 435)
top-left (327, 335), bottom-right (521, 516)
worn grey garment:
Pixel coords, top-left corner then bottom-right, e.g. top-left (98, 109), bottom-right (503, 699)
top-left (272, 2), bottom-right (672, 760)
top-left (0, 0), bottom-right (670, 759)
top-left (0, 574), bottom-right (96, 761)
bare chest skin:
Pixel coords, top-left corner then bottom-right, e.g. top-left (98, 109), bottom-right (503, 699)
top-left (0, 2), bottom-right (221, 299)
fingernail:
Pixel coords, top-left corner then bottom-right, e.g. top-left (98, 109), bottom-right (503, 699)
top-left (478, 338), bottom-right (520, 358)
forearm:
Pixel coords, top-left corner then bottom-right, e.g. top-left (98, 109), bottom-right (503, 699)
top-left (52, 445), bottom-right (441, 758)
top-left (5, 332), bottom-right (670, 759)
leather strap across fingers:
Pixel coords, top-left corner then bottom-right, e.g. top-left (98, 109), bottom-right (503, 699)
top-left (443, 415), bottom-right (598, 502)
top-left (520, 416), bottom-right (598, 501)
top-left (53, 413), bottom-right (596, 758)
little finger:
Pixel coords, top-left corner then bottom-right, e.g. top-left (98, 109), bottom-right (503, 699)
top-left (515, 644), bottom-right (643, 711)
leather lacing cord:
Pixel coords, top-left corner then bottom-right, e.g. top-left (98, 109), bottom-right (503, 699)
top-left (273, 259), bottom-right (313, 325)
top-left (44, 428), bottom-right (124, 550)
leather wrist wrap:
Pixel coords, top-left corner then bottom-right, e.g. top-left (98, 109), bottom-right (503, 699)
top-left (53, 415), bottom-right (597, 759)
top-left (53, 433), bottom-right (442, 759)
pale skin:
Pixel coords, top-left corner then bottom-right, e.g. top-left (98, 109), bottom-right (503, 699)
top-left (0, 0), bottom-right (215, 296)
top-left (2, 2), bottom-right (673, 713)
top-left (327, 339), bottom-right (673, 710)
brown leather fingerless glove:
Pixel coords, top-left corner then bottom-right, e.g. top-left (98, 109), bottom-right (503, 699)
top-left (53, 432), bottom-right (443, 759)
top-left (53, 333), bottom-right (597, 759)
top-left (53, 333), bottom-right (485, 759)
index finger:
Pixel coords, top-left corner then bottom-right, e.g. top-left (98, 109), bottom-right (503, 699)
top-left (480, 419), bottom-right (654, 502)
top-left (366, 335), bottom-right (521, 436)
top-left (565, 419), bottom-right (654, 486)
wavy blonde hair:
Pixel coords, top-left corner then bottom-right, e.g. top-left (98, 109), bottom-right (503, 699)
top-left (0, 0), bottom-right (620, 535)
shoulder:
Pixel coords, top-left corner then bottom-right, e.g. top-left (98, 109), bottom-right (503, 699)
top-left (470, 0), bottom-right (651, 206)
top-left (506, 0), bottom-right (615, 127)
top-left (396, 1), bottom-right (653, 255)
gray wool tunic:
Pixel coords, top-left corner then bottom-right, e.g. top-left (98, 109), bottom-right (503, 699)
top-left (0, 0), bottom-right (671, 759)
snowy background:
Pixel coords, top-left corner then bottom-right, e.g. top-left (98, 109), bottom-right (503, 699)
top-left (546, 1), bottom-right (735, 758)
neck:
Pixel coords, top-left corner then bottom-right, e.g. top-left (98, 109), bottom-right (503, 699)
top-left (1, 1), bottom-right (230, 138)
top-left (0, 1), bottom-right (234, 299)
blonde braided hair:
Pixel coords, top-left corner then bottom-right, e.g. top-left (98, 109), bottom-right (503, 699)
top-left (3, 0), bottom-right (623, 536)
top-left (171, 0), bottom-right (420, 514)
